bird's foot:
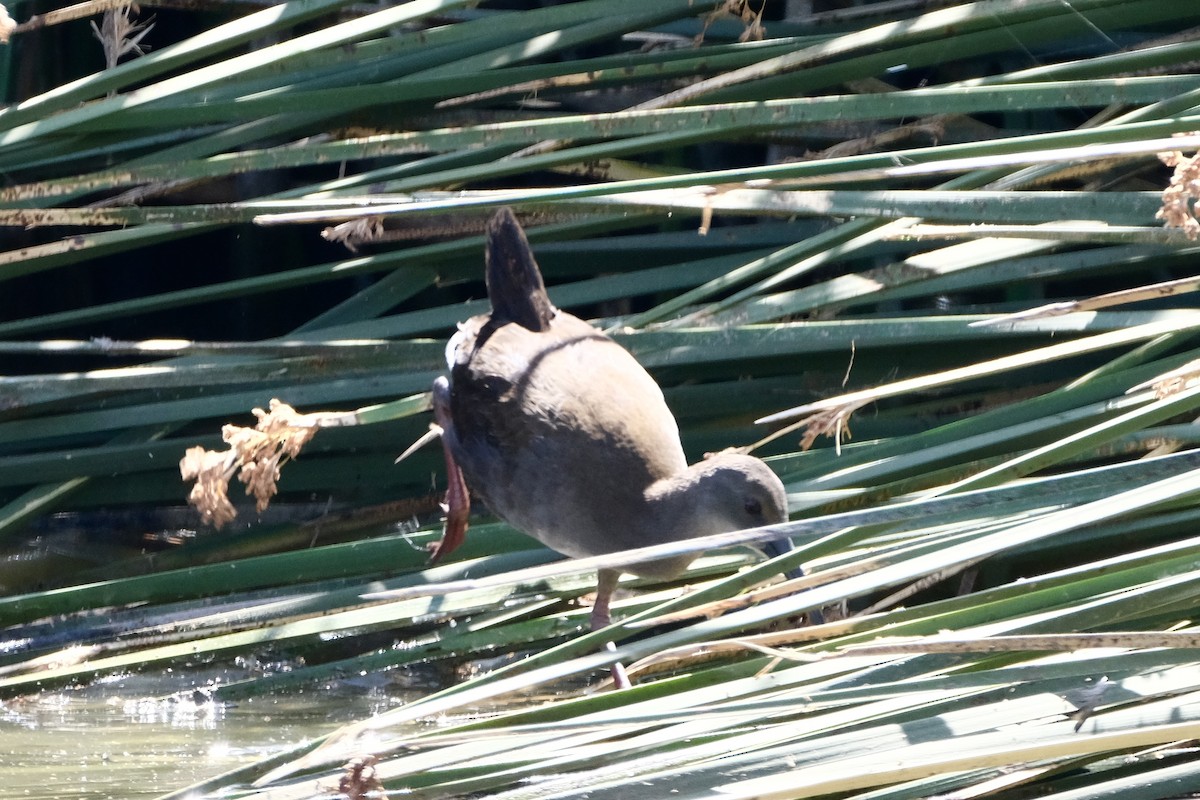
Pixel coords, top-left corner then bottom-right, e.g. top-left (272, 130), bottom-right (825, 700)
top-left (592, 569), bottom-right (631, 689)
top-left (605, 642), bottom-right (631, 690)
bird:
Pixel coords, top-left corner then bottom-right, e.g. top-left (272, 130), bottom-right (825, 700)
top-left (426, 207), bottom-right (803, 640)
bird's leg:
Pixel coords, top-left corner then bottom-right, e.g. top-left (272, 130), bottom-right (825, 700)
top-left (590, 568), bottom-right (619, 630)
top-left (605, 642), bottom-right (631, 690)
top-left (593, 568), bottom-right (631, 689)
top-left (429, 378), bottom-right (469, 564)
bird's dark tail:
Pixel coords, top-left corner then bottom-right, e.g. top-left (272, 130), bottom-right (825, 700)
top-left (485, 207), bottom-right (556, 332)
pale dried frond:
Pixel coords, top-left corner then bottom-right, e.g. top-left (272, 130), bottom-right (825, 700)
top-left (180, 399), bottom-right (356, 528)
top-left (623, 637), bottom-right (819, 682)
top-left (322, 213), bottom-right (537, 251)
top-left (339, 756), bottom-right (389, 800)
top-left (1156, 136), bottom-right (1200, 241)
top-left (90, 4), bottom-right (153, 70)
top-left (1127, 358), bottom-right (1200, 399)
top-left (0, 4), bottom-right (16, 43)
top-left (977, 273), bottom-right (1200, 325)
top-left (321, 217), bottom-right (385, 253)
top-left (179, 445), bottom-right (239, 529)
top-left (697, 1), bottom-right (766, 45)
top-left (742, 398), bottom-right (865, 457)
top-left (799, 403), bottom-right (861, 454)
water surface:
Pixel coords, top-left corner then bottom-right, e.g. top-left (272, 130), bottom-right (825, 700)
top-left (0, 668), bottom-right (421, 799)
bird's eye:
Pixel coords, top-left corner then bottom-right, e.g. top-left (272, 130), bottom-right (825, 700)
top-left (744, 498), bottom-right (763, 517)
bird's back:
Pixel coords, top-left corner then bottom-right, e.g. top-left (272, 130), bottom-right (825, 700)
top-left (445, 210), bottom-right (688, 556)
top-left (450, 310), bottom-right (688, 555)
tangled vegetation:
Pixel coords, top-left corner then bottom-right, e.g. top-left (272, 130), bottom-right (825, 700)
top-left (2, 1), bottom-right (1200, 798)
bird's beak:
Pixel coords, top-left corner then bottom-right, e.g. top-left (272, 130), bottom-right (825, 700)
top-left (759, 535), bottom-right (824, 624)
top-left (760, 535), bottom-right (805, 582)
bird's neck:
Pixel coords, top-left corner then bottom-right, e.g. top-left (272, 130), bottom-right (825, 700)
top-left (641, 463), bottom-right (717, 540)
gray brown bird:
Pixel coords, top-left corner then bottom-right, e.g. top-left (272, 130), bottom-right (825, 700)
top-left (429, 207), bottom-right (800, 633)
